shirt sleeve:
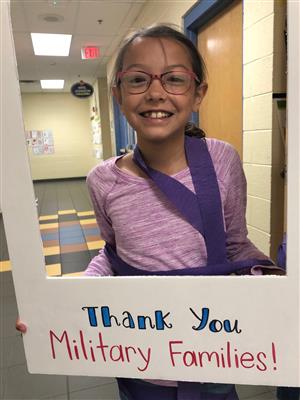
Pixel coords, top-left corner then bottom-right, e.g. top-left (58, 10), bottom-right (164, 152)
top-left (223, 146), bottom-right (284, 275)
top-left (84, 167), bottom-right (115, 277)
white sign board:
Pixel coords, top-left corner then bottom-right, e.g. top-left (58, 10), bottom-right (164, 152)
top-left (1, 0), bottom-right (299, 387)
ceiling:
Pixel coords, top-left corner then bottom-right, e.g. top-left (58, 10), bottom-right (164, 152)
top-left (10, 0), bottom-right (146, 93)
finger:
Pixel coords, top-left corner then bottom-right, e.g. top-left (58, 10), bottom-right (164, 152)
top-left (16, 320), bottom-right (27, 333)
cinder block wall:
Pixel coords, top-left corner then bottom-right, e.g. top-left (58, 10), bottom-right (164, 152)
top-left (243, 1), bottom-right (286, 258)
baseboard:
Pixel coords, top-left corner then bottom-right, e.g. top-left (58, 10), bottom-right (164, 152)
top-left (33, 176), bottom-right (87, 183)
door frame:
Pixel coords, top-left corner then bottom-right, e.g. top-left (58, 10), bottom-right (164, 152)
top-left (183, 0), bottom-right (235, 125)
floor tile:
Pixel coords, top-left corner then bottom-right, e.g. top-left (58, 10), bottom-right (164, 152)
top-left (39, 218), bottom-right (59, 225)
top-left (43, 239), bottom-right (60, 247)
top-left (61, 260), bottom-right (88, 275)
top-left (0, 368), bottom-right (5, 399)
top-left (0, 277), bottom-right (15, 298)
top-left (68, 376), bottom-right (115, 392)
top-left (2, 364), bottom-right (68, 399)
top-left (59, 221), bottom-right (81, 228)
top-left (60, 243), bottom-right (88, 254)
top-left (0, 260), bottom-right (11, 273)
top-left (45, 254), bottom-right (61, 265)
top-left (70, 382), bottom-right (119, 400)
top-left (89, 249), bottom-right (101, 259)
top-left (1, 294), bottom-right (18, 319)
top-left (60, 251), bottom-right (90, 264)
top-left (0, 314), bottom-right (20, 338)
top-left (0, 335), bottom-right (26, 368)
top-left (0, 271), bottom-right (14, 284)
top-left (59, 214), bottom-right (79, 222)
top-left (42, 394), bottom-right (68, 400)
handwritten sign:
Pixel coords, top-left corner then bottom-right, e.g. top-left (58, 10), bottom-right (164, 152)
top-left (49, 304), bottom-right (277, 374)
top-left (1, 0), bottom-right (299, 387)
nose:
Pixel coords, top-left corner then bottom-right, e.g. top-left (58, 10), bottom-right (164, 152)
top-left (145, 76), bottom-right (166, 101)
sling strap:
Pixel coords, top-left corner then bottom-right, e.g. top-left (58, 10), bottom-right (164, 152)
top-left (133, 136), bottom-right (226, 264)
top-left (133, 142), bottom-right (205, 243)
top-left (104, 242), bottom-right (273, 276)
top-left (105, 135), bottom-right (273, 276)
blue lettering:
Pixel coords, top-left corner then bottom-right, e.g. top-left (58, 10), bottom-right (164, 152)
top-left (101, 306), bottom-right (121, 327)
top-left (155, 311), bottom-right (173, 330)
top-left (190, 307), bottom-right (242, 334)
top-left (122, 311), bottom-right (135, 328)
top-left (137, 316), bottom-right (155, 330)
top-left (190, 307), bottom-right (209, 331)
top-left (82, 306), bottom-right (98, 327)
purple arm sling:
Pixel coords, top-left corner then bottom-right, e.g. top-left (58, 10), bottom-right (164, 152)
top-left (104, 135), bottom-right (273, 276)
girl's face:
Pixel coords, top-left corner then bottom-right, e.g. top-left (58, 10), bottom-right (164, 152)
top-left (113, 37), bottom-right (207, 145)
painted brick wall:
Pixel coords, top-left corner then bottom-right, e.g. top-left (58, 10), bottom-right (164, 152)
top-left (243, 0), bottom-right (286, 257)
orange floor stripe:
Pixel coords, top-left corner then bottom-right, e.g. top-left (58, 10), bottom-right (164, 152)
top-left (80, 218), bottom-right (97, 225)
top-left (58, 209), bottom-right (76, 215)
top-left (0, 260), bottom-right (11, 272)
top-left (43, 246), bottom-right (60, 256)
top-left (87, 240), bottom-right (105, 250)
top-left (39, 215), bottom-right (58, 221)
top-left (46, 263), bottom-right (61, 276)
top-left (77, 211), bottom-right (95, 217)
top-left (39, 222), bottom-right (59, 230)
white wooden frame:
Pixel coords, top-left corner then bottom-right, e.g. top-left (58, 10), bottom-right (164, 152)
top-left (1, 0), bottom-right (299, 386)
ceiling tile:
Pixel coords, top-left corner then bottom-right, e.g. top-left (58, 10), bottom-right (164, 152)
top-left (10, 0), bottom-right (147, 92)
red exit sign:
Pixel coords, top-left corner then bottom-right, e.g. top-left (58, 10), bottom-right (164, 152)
top-left (81, 46), bottom-right (100, 60)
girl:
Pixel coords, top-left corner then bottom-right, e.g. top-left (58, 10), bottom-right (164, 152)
top-left (17, 24), bottom-right (283, 399)
top-left (85, 24), bottom-right (282, 399)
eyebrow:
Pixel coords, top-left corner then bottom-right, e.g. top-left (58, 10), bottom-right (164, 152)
top-left (124, 63), bottom-right (190, 71)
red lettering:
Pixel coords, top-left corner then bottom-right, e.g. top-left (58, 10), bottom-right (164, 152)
top-left (256, 352), bottom-right (267, 371)
top-left (183, 351), bottom-right (197, 367)
top-left (169, 340), bottom-right (183, 367)
top-left (240, 352), bottom-right (255, 368)
top-left (49, 330), bottom-right (72, 360)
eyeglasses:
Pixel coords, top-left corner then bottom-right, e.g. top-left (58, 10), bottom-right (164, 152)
top-left (117, 70), bottom-right (200, 95)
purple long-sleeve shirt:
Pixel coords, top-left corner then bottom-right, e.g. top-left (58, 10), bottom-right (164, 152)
top-left (85, 138), bottom-right (270, 277)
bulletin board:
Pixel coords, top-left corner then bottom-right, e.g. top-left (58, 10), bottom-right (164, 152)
top-left (25, 130), bottom-right (55, 155)
top-left (1, 0), bottom-right (299, 387)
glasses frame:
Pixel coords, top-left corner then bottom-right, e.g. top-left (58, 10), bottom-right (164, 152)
top-left (117, 70), bottom-right (200, 95)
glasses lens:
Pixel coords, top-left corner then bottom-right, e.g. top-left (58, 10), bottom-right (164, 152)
top-left (162, 71), bottom-right (192, 94)
top-left (121, 72), bottom-right (150, 93)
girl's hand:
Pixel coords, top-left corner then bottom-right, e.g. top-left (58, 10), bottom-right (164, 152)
top-left (16, 318), bottom-right (27, 334)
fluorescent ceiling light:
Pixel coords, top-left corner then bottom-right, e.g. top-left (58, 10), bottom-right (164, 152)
top-left (40, 80), bottom-right (65, 89)
top-left (31, 33), bottom-right (72, 56)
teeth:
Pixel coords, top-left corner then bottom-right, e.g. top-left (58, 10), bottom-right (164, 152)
top-left (143, 111), bottom-right (171, 118)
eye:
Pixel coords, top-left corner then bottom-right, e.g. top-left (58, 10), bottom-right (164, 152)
top-left (164, 72), bottom-right (188, 85)
top-left (124, 73), bottom-right (149, 86)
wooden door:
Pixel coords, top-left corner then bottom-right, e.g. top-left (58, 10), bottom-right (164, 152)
top-left (198, 0), bottom-right (242, 156)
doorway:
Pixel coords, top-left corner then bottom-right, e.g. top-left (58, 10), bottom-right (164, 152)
top-left (197, 0), bottom-right (242, 156)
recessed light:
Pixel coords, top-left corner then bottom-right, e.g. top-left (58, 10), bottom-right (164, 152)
top-left (40, 80), bottom-right (64, 89)
top-left (31, 33), bottom-right (72, 56)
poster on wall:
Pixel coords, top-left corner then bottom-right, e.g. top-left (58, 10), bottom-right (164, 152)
top-left (90, 104), bottom-right (102, 159)
top-left (25, 130), bottom-right (55, 155)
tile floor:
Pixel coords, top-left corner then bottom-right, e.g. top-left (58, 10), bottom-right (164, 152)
top-left (0, 180), bottom-right (280, 399)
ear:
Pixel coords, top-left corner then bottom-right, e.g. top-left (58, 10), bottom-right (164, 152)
top-left (112, 86), bottom-right (122, 106)
top-left (192, 83), bottom-right (208, 113)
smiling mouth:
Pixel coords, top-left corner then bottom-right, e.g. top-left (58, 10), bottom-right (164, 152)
top-left (140, 111), bottom-right (173, 119)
